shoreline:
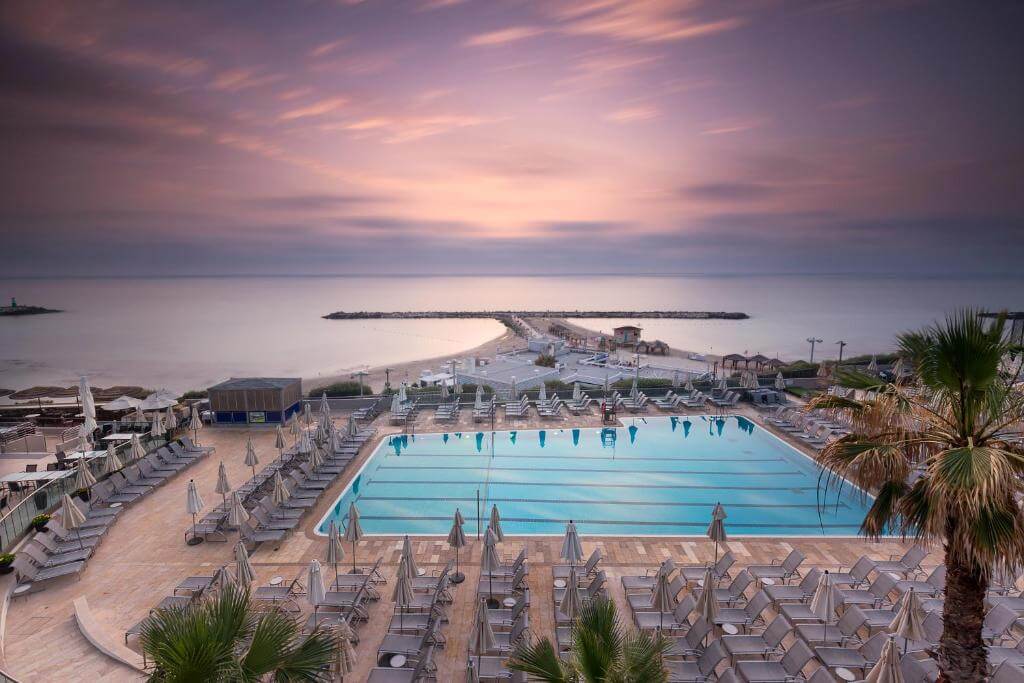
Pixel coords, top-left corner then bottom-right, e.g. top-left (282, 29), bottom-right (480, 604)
top-left (305, 328), bottom-right (521, 394)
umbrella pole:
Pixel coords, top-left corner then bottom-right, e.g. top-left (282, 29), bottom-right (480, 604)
top-left (352, 541), bottom-right (357, 573)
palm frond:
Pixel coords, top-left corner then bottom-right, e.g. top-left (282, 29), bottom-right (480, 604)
top-left (508, 636), bottom-right (574, 683)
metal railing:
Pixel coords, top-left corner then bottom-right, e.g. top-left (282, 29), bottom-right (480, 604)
top-left (0, 431), bottom-right (168, 553)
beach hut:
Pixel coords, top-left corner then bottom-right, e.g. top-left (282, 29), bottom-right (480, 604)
top-left (748, 354), bottom-right (770, 370)
top-left (208, 377), bottom-right (302, 425)
top-left (722, 353), bottom-right (747, 369)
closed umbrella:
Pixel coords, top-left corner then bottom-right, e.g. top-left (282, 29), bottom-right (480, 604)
top-left (60, 493), bottom-right (87, 549)
top-left (440, 382), bottom-right (449, 400)
top-left (717, 378), bottom-right (728, 392)
top-left (891, 357), bottom-right (905, 380)
top-left (74, 457), bottom-right (97, 490)
top-left (817, 361), bottom-right (830, 378)
top-left (149, 412), bottom-right (164, 437)
top-left (274, 425), bottom-right (286, 459)
top-left (289, 412), bottom-right (301, 438)
top-left (347, 415), bottom-right (358, 438)
top-left (398, 383), bottom-right (407, 403)
top-left (474, 387), bottom-right (484, 411)
top-left (392, 556), bottom-right (414, 631)
top-left (559, 566), bottom-right (582, 621)
top-left (447, 510), bottom-right (467, 584)
top-left (326, 520), bottom-right (345, 588)
top-left (214, 564), bottom-right (236, 592)
top-left (186, 479), bottom-right (204, 545)
top-left (470, 597), bottom-right (497, 676)
top-left (102, 444), bottom-right (123, 475)
top-left (214, 462), bottom-right (231, 504)
top-left (651, 568), bottom-right (677, 631)
top-left (78, 376), bottom-right (97, 436)
top-left (319, 391), bottom-right (330, 417)
top-left (164, 406), bottom-right (177, 432)
top-left (132, 405), bottom-right (146, 424)
top-left (244, 436), bottom-right (259, 479)
top-left (865, 636), bottom-right (903, 683)
top-left (672, 371), bottom-right (680, 389)
top-left (694, 567), bottom-right (718, 644)
top-left (309, 442), bottom-right (324, 469)
top-left (538, 383), bottom-right (547, 403)
top-left (603, 374), bottom-right (610, 394)
top-left (402, 535), bottom-right (421, 578)
top-left (308, 559), bottom-right (326, 623)
top-left (509, 376), bottom-right (517, 400)
top-left (188, 404), bottom-right (203, 444)
top-left (271, 471), bottom-right (290, 506)
top-left (130, 432), bottom-right (146, 460)
top-left (810, 570), bottom-right (835, 625)
top-left (573, 383), bottom-right (581, 401)
top-left (298, 430), bottom-right (312, 456)
top-left (303, 402), bottom-right (313, 425)
top-left (390, 394), bottom-right (401, 414)
top-left (629, 379), bottom-right (638, 400)
top-left (488, 505), bottom-right (504, 542)
top-left (454, 507), bottom-right (466, 527)
top-left (333, 620), bottom-right (357, 680)
top-left (344, 502), bottom-right (363, 573)
top-left (235, 541), bottom-right (255, 588)
top-left (684, 378), bottom-right (695, 393)
top-left (560, 520), bottom-right (583, 567)
top-left (227, 491), bottom-right (248, 528)
top-left (867, 355), bottom-right (879, 373)
top-left (774, 372), bottom-right (786, 391)
top-left (706, 503), bottom-right (727, 563)
top-left (891, 588), bottom-right (926, 654)
top-left (481, 527), bottom-right (499, 605)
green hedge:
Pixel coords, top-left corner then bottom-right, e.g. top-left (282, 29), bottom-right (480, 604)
top-left (314, 381), bottom-right (366, 397)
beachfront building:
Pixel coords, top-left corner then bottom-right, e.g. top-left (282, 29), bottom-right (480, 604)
top-left (207, 377), bottom-right (302, 425)
top-left (612, 325), bottom-right (641, 346)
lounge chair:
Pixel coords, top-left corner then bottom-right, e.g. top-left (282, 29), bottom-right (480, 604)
top-left (709, 590), bottom-right (772, 632)
top-left (830, 556), bottom-right (876, 588)
top-left (367, 645), bottom-right (436, 682)
top-left (240, 519), bottom-right (287, 550)
top-left (24, 542), bottom-right (92, 568)
top-left (554, 548), bottom-right (601, 580)
top-left (793, 604), bottom-right (867, 647)
top-left (634, 594), bottom-right (695, 633)
top-left (872, 545), bottom-right (929, 579)
top-left (12, 554), bottom-right (85, 587)
top-left (765, 567), bottom-right (823, 606)
top-left (835, 572), bottom-right (898, 609)
top-left (664, 636), bottom-right (726, 681)
top-left (721, 613), bottom-right (792, 663)
top-left (734, 640), bottom-right (815, 683)
top-left (627, 575), bottom-right (683, 613)
top-left (554, 570), bottom-right (606, 607)
top-left (680, 551), bottom-right (735, 584)
top-left (179, 436), bottom-right (214, 455)
top-left (622, 558), bottom-right (675, 593)
top-left (896, 565), bottom-right (946, 599)
top-left (747, 549), bottom-right (806, 584)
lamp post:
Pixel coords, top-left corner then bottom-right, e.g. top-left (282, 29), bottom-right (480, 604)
top-left (384, 367), bottom-right (392, 393)
top-left (807, 337), bottom-right (823, 363)
top-left (351, 370), bottom-right (368, 396)
top-left (835, 340), bottom-right (847, 368)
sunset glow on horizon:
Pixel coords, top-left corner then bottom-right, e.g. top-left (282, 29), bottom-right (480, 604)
top-left (2, 0), bottom-right (1022, 275)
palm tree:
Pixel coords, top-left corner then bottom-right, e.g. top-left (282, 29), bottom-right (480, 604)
top-left (810, 310), bottom-right (1024, 681)
top-left (508, 597), bottom-right (671, 682)
top-left (140, 585), bottom-right (337, 681)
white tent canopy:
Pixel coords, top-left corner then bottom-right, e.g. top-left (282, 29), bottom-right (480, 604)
top-left (139, 389), bottom-right (178, 411)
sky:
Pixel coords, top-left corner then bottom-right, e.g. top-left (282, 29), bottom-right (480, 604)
top-left (1, 0), bottom-right (1023, 276)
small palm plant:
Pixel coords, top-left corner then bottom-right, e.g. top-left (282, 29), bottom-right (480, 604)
top-left (810, 310), bottom-right (1024, 681)
top-left (508, 597), bottom-right (671, 682)
top-left (140, 585), bottom-right (337, 682)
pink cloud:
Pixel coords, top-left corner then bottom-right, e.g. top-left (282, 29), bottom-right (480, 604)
top-left (279, 97), bottom-right (349, 121)
top-left (464, 26), bottom-right (547, 47)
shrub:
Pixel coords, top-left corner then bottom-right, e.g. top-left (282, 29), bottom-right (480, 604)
top-left (543, 380), bottom-right (573, 392)
top-left (0, 553), bottom-right (14, 566)
top-left (612, 377), bottom-right (673, 390)
top-left (313, 381), bottom-right (365, 397)
top-left (178, 389), bottom-right (208, 401)
top-left (31, 513), bottom-right (51, 529)
top-left (535, 354), bottom-right (556, 368)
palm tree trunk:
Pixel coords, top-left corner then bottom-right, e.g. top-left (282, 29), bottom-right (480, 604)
top-left (937, 546), bottom-right (988, 682)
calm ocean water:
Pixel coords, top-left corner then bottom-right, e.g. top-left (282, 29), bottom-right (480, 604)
top-left (1, 275), bottom-right (1021, 393)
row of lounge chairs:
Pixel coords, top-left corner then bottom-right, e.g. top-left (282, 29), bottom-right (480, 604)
top-left (613, 544), bottom-right (1024, 681)
top-left (11, 438), bottom-right (212, 592)
top-left (767, 407), bottom-right (851, 450)
top-left (463, 547), bottom-right (530, 681)
top-left (367, 562), bottom-right (455, 681)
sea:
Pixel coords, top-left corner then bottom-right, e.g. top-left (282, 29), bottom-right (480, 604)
top-left (1, 274), bottom-right (1022, 394)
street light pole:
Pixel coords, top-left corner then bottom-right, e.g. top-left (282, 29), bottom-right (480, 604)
top-left (807, 337), bottom-right (823, 363)
top-left (835, 340), bottom-right (848, 368)
top-left (351, 370), bottom-right (368, 396)
top-left (383, 368), bottom-right (392, 393)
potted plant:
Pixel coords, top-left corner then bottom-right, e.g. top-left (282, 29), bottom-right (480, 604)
top-left (30, 514), bottom-right (51, 532)
top-left (0, 553), bottom-right (14, 575)
top-left (74, 487), bottom-right (91, 502)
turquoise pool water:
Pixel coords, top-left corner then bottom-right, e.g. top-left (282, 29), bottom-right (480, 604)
top-left (316, 416), bottom-right (873, 536)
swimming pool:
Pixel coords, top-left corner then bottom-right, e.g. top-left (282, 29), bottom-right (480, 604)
top-left (316, 416), bottom-right (874, 536)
